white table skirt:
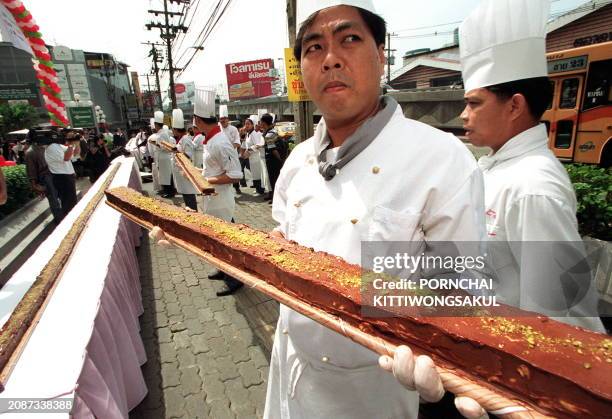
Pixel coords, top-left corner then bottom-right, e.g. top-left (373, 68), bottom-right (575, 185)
top-left (0, 157), bottom-right (148, 418)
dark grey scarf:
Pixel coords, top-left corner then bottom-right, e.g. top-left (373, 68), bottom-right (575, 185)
top-left (315, 96), bottom-right (398, 181)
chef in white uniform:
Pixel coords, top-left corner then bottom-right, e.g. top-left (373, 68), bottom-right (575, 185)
top-left (264, 2), bottom-right (486, 418)
top-left (192, 88), bottom-right (245, 296)
top-left (256, 109), bottom-right (271, 193)
top-left (242, 115), bottom-right (266, 194)
top-left (440, 1), bottom-right (606, 417)
top-left (192, 125), bottom-right (205, 169)
top-left (148, 113), bottom-right (164, 194)
top-left (153, 114), bottom-right (176, 198)
top-left (459, 0), bottom-right (604, 329)
top-left (219, 104), bottom-right (243, 194)
top-left (171, 108), bottom-right (199, 211)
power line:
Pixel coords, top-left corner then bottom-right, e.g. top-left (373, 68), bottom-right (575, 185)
top-left (176, 0), bottom-right (233, 76)
top-left (173, 0), bottom-right (223, 68)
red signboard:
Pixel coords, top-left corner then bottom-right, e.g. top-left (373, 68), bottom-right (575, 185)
top-left (225, 58), bottom-right (275, 101)
top-left (175, 83), bottom-right (186, 94)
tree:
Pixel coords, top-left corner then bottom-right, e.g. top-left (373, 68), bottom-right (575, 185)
top-left (0, 103), bottom-right (39, 137)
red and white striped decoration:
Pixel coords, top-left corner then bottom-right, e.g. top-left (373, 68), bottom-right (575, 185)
top-left (1, 0), bottom-right (70, 126)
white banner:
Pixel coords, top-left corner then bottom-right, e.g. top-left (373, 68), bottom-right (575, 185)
top-left (52, 45), bottom-right (73, 61)
top-left (0, 4), bottom-right (32, 56)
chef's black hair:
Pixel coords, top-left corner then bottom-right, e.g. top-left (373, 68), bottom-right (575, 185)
top-left (260, 114), bottom-right (274, 126)
top-left (194, 115), bottom-right (218, 124)
top-left (294, 7), bottom-right (386, 62)
top-left (486, 77), bottom-right (552, 120)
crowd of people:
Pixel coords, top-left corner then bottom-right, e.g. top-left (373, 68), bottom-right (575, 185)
top-left (0, 126), bottom-right (131, 224)
top-left (126, 108), bottom-right (290, 206)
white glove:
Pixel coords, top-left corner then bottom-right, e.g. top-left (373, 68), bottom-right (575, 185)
top-left (379, 345), bottom-right (488, 419)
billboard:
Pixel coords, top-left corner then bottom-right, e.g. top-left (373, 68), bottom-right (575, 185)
top-left (175, 81), bottom-right (195, 105)
top-left (225, 58), bottom-right (275, 101)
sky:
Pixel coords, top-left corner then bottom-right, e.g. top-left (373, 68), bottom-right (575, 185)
top-left (24, 0), bottom-right (591, 101)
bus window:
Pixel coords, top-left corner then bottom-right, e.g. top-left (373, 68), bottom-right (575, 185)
top-left (582, 59), bottom-right (612, 110)
top-left (559, 78), bottom-right (579, 109)
top-left (555, 120), bottom-right (573, 149)
top-left (547, 80), bottom-right (555, 110)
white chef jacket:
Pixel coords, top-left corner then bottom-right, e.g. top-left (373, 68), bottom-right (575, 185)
top-left (192, 134), bottom-right (205, 169)
top-left (479, 123), bottom-right (604, 331)
top-left (264, 106), bottom-right (486, 419)
top-left (243, 130), bottom-right (265, 181)
top-left (222, 124), bottom-right (241, 147)
top-left (172, 134), bottom-right (198, 195)
top-left (44, 143), bottom-right (75, 175)
top-left (155, 130), bottom-right (175, 185)
top-left (201, 131), bottom-right (242, 221)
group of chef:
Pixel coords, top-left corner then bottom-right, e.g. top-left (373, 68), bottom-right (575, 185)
top-left (148, 89), bottom-right (245, 296)
top-left (149, 0), bottom-right (607, 417)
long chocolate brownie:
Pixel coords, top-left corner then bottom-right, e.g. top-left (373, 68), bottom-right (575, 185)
top-left (105, 187), bottom-right (612, 418)
top-left (174, 152), bottom-right (215, 195)
top-left (0, 164), bottom-right (121, 390)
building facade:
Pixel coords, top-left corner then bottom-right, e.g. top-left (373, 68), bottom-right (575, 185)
top-left (0, 42), bottom-right (138, 129)
top-left (389, 1), bottom-right (612, 90)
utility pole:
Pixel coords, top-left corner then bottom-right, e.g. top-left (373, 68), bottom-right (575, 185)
top-left (287, 0), bottom-right (314, 144)
top-left (386, 32), bottom-right (397, 85)
top-left (142, 42), bottom-right (165, 109)
top-left (146, 0), bottom-right (188, 109)
top-left (140, 73), bottom-right (153, 113)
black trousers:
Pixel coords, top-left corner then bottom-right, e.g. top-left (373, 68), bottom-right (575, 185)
top-left (266, 157), bottom-right (283, 194)
top-left (52, 173), bottom-right (77, 220)
top-left (183, 194), bottom-right (197, 211)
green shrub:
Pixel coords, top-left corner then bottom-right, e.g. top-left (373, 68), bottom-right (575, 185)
top-left (565, 164), bottom-right (612, 241)
top-left (0, 165), bottom-right (35, 220)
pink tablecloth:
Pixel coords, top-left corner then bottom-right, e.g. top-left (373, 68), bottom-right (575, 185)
top-left (0, 157), bottom-right (148, 419)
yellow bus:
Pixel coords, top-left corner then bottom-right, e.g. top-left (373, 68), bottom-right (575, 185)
top-left (543, 41), bottom-right (612, 166)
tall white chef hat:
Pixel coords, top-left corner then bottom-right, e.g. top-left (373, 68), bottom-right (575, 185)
top-left (249, 114), bottom-right (259, 125)
top-left (459, 0), bottom-right (550, 92)
top-left (297, 0), bottom-right (376, 33)
top-left (219, 104), bottom-right (229, 118)
top-left (149, 118), bottom-right (155, 130)
top-left (154, 110), bottom-right (164, 124)
top-left (172, 108), bottom-right (185, 129)
top-left (193, 89), bottom-right (217, 119)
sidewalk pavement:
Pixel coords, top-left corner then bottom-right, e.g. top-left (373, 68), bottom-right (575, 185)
top-left (130, 183), bottom-right (279, 419)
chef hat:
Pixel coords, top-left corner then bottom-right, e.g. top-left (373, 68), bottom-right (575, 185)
top-left (249, 114), bottom-right (259, 125)
top-left (194, 89), bottom-right (217, 119)
top-left (172, 108), bottom-right (185, 129)
top-left (257, 109), bottom-right (268, 120)
top-left (297, 0), bottom-right (376, 33)
top-left (219, 104), bottom-right (229, 118)
top-left (459, 0), bottom-right (550, 92)
top-left (149, 118), bottom-right (155, 130)
top-left (154, 110), bottom-right (164, 124)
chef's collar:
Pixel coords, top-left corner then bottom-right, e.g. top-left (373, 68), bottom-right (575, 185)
top-left (204, 124), bottom-right (222, 145)
top-left (315, 96), bottom-right (398, 181)
top-left (478, 123), bottom-right (548, 171)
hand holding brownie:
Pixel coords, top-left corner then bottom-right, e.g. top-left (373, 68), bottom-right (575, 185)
top-left (379, 346), bottom-right (489, 419)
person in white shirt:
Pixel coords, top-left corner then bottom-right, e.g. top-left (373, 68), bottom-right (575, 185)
top-left (192, 89), bottom-right (244, 296)
top-left (263, 2), bottom-right (486, 418)
top-left (171, 108), bottom-right (199, 211)
top-left (219, 105), bottom-right (243, 194)
top-left (44, 134), bottom-right (79, 220)
top-left (151, 111), bottom-right (176, 198)
top-left (451, 1), bottom-right (605, 416)
top-left (241, 117), bottom-right (266, 194)
top-left (191, 126), bottom-right (205, 169)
